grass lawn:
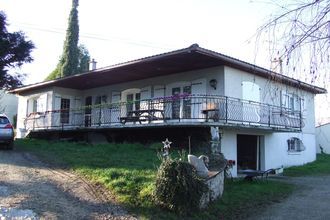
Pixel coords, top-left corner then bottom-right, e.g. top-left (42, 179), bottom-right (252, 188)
top-left (284, 153), bottom-right (330, 177)
top-left (15, 139), bottom-right (293, 219)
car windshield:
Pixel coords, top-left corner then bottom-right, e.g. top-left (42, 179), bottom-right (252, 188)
top-left (0, 117), bottom-right (10, 124)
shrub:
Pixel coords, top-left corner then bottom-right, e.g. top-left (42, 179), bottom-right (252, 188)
top-left (153, 158), bottom-right (207, 214)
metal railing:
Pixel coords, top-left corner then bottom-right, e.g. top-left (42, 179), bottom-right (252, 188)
top-left (24, 94), bottom-right (302, 131)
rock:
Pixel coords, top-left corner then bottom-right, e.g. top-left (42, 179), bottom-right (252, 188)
top-left (208, 153), bottom-right (227, 171)
top-left (200, 171), bottom-right (225, 209)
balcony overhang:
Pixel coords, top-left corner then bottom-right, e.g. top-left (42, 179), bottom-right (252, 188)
top-left (11, 44), bottom-right (326, 95)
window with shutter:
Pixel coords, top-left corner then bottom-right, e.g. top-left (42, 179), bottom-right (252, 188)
top-left (287, 137), bottom-right (305, 152)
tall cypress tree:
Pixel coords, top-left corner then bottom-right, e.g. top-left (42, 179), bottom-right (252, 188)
top-left (60, 0), bottom-right (79, 77)
top-left (46, 0), bottom-right (80, 80)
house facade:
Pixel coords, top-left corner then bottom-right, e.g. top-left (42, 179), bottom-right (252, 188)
top-left (11, 44), bottom-right (326, 177)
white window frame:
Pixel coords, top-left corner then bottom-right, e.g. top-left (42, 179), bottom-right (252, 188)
top-left (281, 91), bottom-right (302, 114)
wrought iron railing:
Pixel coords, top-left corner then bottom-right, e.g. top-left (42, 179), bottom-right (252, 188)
top-left (24, 94), bottom-right (302, 131)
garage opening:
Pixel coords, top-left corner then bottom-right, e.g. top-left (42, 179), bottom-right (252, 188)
top-left (237, 134), bottom-right (262, 171)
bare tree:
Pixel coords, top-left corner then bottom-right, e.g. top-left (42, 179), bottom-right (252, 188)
top-left (256, 0), bottom-right (330, 85)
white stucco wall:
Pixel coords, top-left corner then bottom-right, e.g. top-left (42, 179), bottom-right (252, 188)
top-left (221, 130), bottom-right (238, 177)
top-left (264, 132), bottom-right (316, 169)
top-left (316, 123), bottom-right (330, 154)
top-left (16, 88), bottom-right (53, 138)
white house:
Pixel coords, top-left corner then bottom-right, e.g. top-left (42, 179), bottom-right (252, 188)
top-left (0, 89), bottom-right (18, 126)
top-left (316, 121), bottom-right (330, 154)
top-left (10, 44), bottom-right (326, 177)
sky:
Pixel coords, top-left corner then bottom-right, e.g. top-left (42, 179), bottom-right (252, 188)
top-left (1, 0), bottom-right (329, 122)
top-left (2, 0), bottom-right (274, 84)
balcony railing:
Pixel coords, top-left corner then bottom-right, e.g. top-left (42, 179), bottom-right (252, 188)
top-left (24, 94), bottom-right (303, 132)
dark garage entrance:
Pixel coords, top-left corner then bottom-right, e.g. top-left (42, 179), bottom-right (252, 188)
top-left (237, 134), bottom-right (259, 170)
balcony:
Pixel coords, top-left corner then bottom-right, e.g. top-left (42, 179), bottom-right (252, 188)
top-left (24, 95), bottom-right (303, 133)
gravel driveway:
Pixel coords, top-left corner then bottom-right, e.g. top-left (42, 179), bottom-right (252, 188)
top-left (248, 175), bottom-right (330, 220)
top-left (0, 150), bottom-right (137, 220)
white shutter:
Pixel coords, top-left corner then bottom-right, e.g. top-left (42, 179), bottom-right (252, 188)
top-left (140, 86), bottom-right (152, 110)
top-left (153, 85), bottom-right (166, 117)
top-left (111, 91), bottom-right (121, 123)
top-left (191, 79), bottom-right (207, 119)
top-left (140, 86), bottom-right (152, 100)
top-left (46, 93), bottom-right (52, 111)
top-left (54, 95), bottom-right (61, 110)
top-left (73, 97), bottom-right (82, 126)
top-left (37, 94), bottom-right (47, 112)
top-left (52, 95), bottom-right (61, 126)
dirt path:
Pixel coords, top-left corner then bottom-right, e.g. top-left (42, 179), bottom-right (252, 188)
top-left (248, 175), bottom-right (330, 220)
top-left (0, 150), bottom-right (137, 220)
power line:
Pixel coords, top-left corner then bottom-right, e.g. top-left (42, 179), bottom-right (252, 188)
top-left (11, 22), bottom-right (177, 50)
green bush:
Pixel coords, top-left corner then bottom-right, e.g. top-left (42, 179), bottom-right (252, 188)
top-left (153, 158), bottom-right (207, 214)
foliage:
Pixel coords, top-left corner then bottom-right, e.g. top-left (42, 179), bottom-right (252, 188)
top-left (77, 44), bottom-right (90, 73)
top-left (45, 44), bottom-right (90, 80)
top-left (61, 0), bottom-right (79, 77)
top-left (16, 139), bottom-right (294, 219)
top-left (45, 0), bottom-right (86, 81)
top-left (256, 0), bottom-right (330, 83)
top-left (0, 12), bottom-right (34, 89)
top-left (284, 153), bottom-right (330, 177)
top-left (153, 158), bottom-right (207, 214)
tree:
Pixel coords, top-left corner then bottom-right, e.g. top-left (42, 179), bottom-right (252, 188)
top-left (45, 44), bottom-right (90, 81)
top-left (61, 0), bottom-right (79, 77)
top-left (47, 0), bottom-right (81, 80)
top-left (77, 44), bottom-right (90, 74)
top-left (256, 0), bottom-right (330, 84)
top-left (0, 12), bottom-right (34, 89)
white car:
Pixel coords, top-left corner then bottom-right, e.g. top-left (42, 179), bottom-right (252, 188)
top-left (0, 114), bottom-right (14, 149)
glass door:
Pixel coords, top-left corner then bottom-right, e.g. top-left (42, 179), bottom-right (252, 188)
top-left (171, 86), bottom-right (191, 119)
top-left (60, 98), bottom-right (70, 124)
top-left (126, 93), bottom-right (141, 116)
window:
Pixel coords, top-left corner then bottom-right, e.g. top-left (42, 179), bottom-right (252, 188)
top-left (287, 137), bottom-right (305, 152)
top-left (281, 91), bottom-right (302, 114)
top-left (60, 98), bottom-right (70, 124)
top-left (95, 95), bottom-right (107, 105)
